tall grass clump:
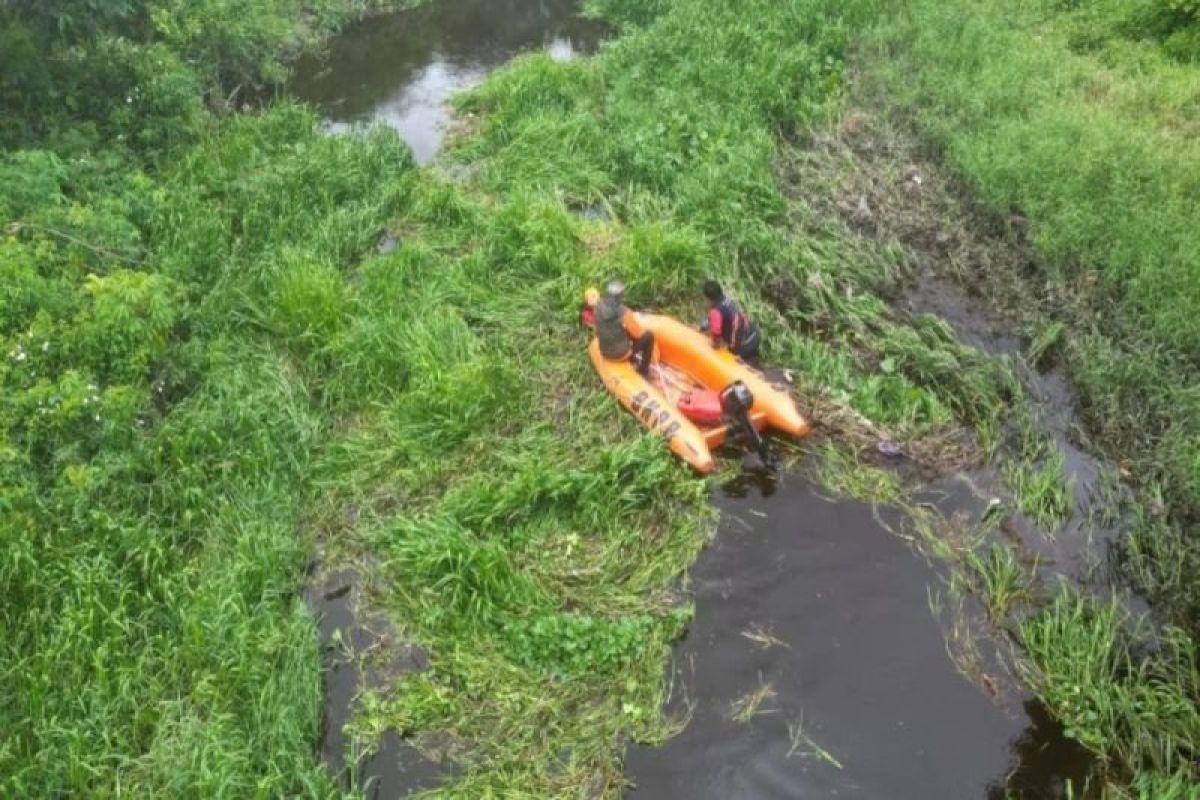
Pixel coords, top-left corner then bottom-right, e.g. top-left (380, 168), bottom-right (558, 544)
top-left (1020, 589), bottom-right (1200, 789)
top-left (967, 542), bottom-right (1033, 623)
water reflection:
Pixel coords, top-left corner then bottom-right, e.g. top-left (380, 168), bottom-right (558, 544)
top-left (291, 0), bottom-right (606, 162)
top-left (987, 701), bottom-right (1099, 800)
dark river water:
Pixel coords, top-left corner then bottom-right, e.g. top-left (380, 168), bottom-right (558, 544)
top-left (624, 474), bottom-right (1094, 799)
top-left (290, 0), bottom-right (605, 163)
top-left (295, 2), bottom-right (1103, 797)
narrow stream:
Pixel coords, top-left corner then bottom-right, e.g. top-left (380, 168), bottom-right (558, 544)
top-left (624, 476), bottom-right (1094, 799)
top-left (900, 270), bottom-right (1137, 593)
top-left (305, 564), bottom-right (443, 798)
top-left (294, 2), bottom-right (1111, 796)
top-left (291, 0), bottom-right (605, 163)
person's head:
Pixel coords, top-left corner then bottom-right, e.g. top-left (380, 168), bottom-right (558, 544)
top-left (584, 287), bottom-right (600, 307)
top-left (703, 280), bottom-right (723, 304)
top-left (605, 279), bottom-right (626, 301)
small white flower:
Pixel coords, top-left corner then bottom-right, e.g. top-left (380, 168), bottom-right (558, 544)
top-left (42, 341), bottom-right (49, 352)
top-left (14, 350), bottom-right (26, 362)
top-left (94, 415), bottom-right (101, 422)
top-left (126, 96), bottom-right (133, 104)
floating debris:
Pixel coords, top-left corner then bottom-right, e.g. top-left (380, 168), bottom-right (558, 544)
top-left (876, 439), bottom-right (903, 458)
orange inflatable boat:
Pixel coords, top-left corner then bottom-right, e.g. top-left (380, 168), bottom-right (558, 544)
top-left (588, 312), bottom-right (810, 473)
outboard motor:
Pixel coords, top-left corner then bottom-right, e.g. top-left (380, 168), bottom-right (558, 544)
top-left (719, 380), bottom-right (778, 471)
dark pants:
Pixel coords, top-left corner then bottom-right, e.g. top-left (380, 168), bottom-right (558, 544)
top-left (630, 332), bottom-right (655, 374)
top-left (732, 327), bottom-right (761, 361)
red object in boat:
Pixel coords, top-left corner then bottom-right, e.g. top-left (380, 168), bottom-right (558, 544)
top-left (676, 389), bottom-right (723, 425)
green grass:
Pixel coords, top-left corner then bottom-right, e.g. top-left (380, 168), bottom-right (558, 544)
top-left (1020, 589), bottom-right (1200, 794)
top-left (860, 0), bottom-right (1200, 630)
top-left (967, 542), bottom-right (1034, 623)
top-left (5, 0), bottom-right (1200, 795)
top-left (1004, 449), bottom-right (1074, 531)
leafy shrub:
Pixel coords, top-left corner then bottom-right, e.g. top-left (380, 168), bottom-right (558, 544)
top-left (0, 20), bottom-right (51, 141)
top-left (0, 150), bottom-right (66, 219)
top-left (61, 38), bottom-right (203, 154)
top-left (9, 370), bottom-right (105, 469)
top-left (0, 244), bottom-right (67, 334)
top-left (71, 270), bottom-right (182, 385)
top-left (151, 0), bottom-right (299, 90)
top-left (504, 613), bottom-right (658, 678)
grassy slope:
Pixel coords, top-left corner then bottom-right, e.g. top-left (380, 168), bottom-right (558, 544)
top-left (863, 0), bottom-right (1200, 588)
top-left (857, 0), bottom-right (1200, 793)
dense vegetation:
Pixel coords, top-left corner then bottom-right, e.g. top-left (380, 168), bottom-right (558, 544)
top-left (2, 0), bottom-right (1197, 797)
top-left (869, 0), bottom-right (1200, 590)
top-left (0, 2), bottom-right (413, 795)
top-left (861, 0), bottom-right (1200, 793)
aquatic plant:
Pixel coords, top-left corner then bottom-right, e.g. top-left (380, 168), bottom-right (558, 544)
top-left (967, 542), bottom-right (1034, 623)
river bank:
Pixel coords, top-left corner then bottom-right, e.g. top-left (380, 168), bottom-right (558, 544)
top-left (3, 0), bottom-right (1197, 797)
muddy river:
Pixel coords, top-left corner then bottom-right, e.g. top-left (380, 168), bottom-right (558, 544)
top-left (295, 1), bottom-right (1107, 796)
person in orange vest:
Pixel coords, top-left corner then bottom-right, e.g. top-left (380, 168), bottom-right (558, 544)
top-left (701, 280), bottom-right (761, 360)
top-left (594, 280), bottom-right (654, 375)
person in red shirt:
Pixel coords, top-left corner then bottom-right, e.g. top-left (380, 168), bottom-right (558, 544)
top-left (580, 286), bottom-right (599, 328)
top-left (701, 280), bottom-right (761, 360)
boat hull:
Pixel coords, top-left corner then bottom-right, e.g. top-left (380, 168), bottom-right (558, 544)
top-left (588, 339), bottom-right (716, 473)
top-left (588, 312), bottom-right (810, 472)
top-left (638, 312), bottom-right (810, 438)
